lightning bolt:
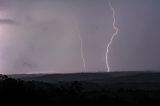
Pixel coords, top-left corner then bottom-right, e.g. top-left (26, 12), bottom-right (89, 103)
top-left (76, 19), bottom-right (86, 72)
top-left (79, 32), bottom-right (87, 72)
top-left (106, 1), bottom-right (119, 72)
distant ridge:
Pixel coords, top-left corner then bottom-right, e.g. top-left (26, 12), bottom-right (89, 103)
top-left (9, 71), bottom-right (160, 83)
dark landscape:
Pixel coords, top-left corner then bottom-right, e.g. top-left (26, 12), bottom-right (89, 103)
top-left (0, 71), bottom-right (160, 105)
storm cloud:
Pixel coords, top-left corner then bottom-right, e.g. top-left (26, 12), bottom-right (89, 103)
top-left (0, 0), bottom-right (159, 74)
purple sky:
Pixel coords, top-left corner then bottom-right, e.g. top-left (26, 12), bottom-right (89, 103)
top-left (0, 0), bottom-right (159, 74)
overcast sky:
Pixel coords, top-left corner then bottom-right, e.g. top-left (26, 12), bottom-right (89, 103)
top-left (0, 0), bottom-right (159, 74)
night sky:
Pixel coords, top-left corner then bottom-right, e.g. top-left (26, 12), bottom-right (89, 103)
top-left (0, 0), bottom-right (159, 74)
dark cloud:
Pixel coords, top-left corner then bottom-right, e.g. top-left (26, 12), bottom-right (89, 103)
top-left (0, 19), bottom-right (17, 25)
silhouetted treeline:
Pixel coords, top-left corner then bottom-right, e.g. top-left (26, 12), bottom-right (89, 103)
top-left (1, 74), bottom-right (160, 105)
